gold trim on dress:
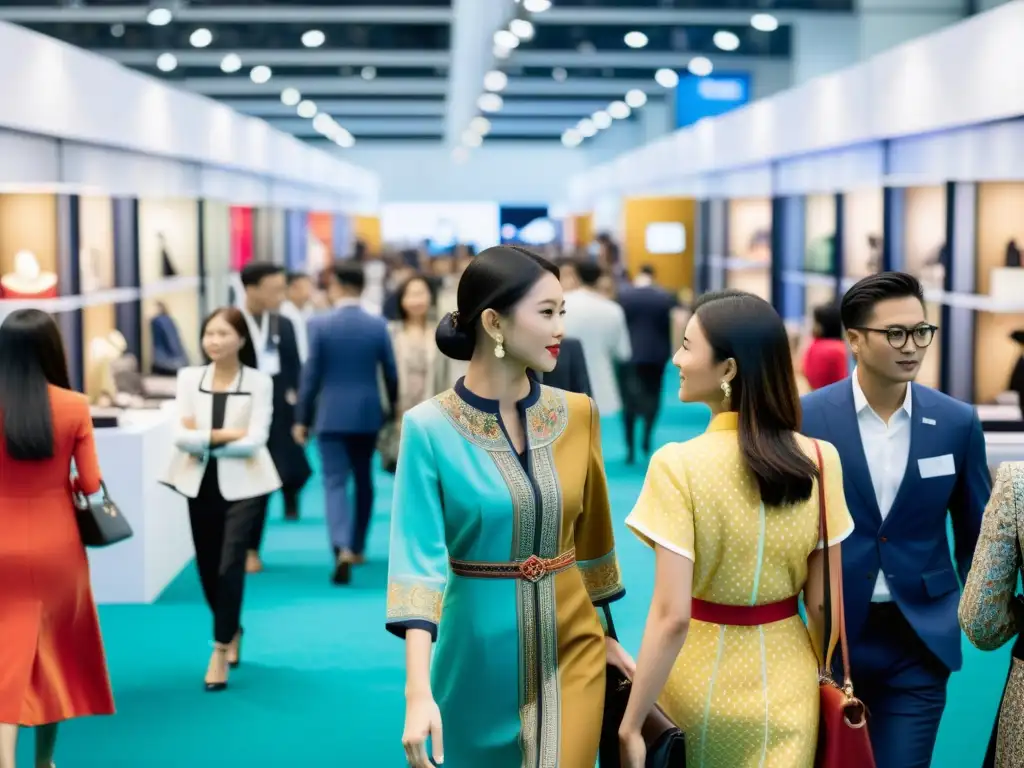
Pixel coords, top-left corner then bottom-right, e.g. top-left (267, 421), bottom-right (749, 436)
top-left (430, 385), bottom-right (569, 452)
top-left (385, 581), bottom-right (443, 625)
top-left (579, 549), bottom-right (626, 603)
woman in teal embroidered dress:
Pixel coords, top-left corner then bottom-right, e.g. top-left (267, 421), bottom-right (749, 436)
top-left (385, 245), bottom-right (632, 768)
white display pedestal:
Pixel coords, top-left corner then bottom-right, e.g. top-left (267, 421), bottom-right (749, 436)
top-left (87, 408), bottom-right (194, 604)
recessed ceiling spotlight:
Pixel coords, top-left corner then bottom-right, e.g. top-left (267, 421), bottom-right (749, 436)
top-left (462, 130), bottom-right (483, 148)
top-left (608, 100), bottom-right (631, 120)
top-left (687, 56), bottom-right (713, 77)
top-left (750, 13), bottom-right (779, 32)
top-left (297, 99), bottom-right (317, 119)
top-left (561, 128), bottom-right (583, 148)
top-left (156, 52), bottom-right (178, 72)
top-left (110, 23), bottom-right (125, 37)
top-left (552, 67), bottom-right (568, 82)
top-left (302, 29), bottom-right (326, 48)
top-left (592, 110), bottom-right (612, 129)
top-left (280, 87), bottom-right (301, 106)
top-left (625, 88), bottom-right (647, 108)
top-left (510, 19), bottom-right (535, 41)
top-left (478, 93), bottom-right (504, 113)
top-left (336, 132), bottom-right (355, 149)
top-left (313, 113), bottom-right (334, 134)
top-left (624, 31), bottom-right (648, 49)
top-left (577, 118), bottom-right (597, 138)
top-left (524, 0), bottom-right (551, 11)
top-left (494, 30), bottom-right (520, 50)
top-left (220, 53), bottom-right (242, 74)
top-left (713, 30), bottom-right (740, 51)
top-left (361, 66), bottom-right (377, 80)
top-left (483, 70), bottom-right (508, 92)
top-left (189, 28), bottom-right (213, 48)
top-left (470, 116), bottom-right (492, 135)
top-left (494, 45), bottom-right (512, 59)
top-left (250, 65), bottom-right (272, 84)
top-left (577, 41), bottom-right (596, 54)
top-left (654, 67), bottom-right (679, 88)
top-left (146, 6), bottom-right (172, 26)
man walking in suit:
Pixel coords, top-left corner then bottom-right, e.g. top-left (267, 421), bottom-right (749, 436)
top-left (801, 272), bottom-right (990, 768)
top-left (294, 263), bottom-right (398, 585)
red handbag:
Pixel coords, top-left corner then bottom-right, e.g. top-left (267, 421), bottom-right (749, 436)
top-left (813, 441), bottom-right (876, 768)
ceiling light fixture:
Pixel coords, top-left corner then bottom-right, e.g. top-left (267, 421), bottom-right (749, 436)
top-left (592, 110), bottom-right (612, 130)
top-left (624, 31), bottom-right (649, 49)
top-left (156, 52), bottom-right (177, 72)
top-left (470, 116), bottom-right (492, 135)
top-left (280, 87), bottom-right (301, 106)
top-left (250, 65), bottom-right (272, 84)
top-left (220, 53), bottom-right (242, 74)
top-left (654, 68), bottom-right (679, 88)
top-left (494, 30), bottom-right (520, 50)
top-left (189, 28), bottom-right (213, 48)
top-left (524, 0), bottom-right (552, 12)
top-left (312, 113), bottom-right (334, 134)
top-left (687, 56), bottom-right (713, 76)
top-left (552, 67), bottom-right (568, 82)
top-left (577, 118), bottom-right (597, 138)
top-left (478, 93), bottom-right (504, 113)
top-left (561, 128), bottom-right (583, 148)
top-left (146, 6), bottom-right (172, 26)
top-left (608, 100), bottom-right (631, 120)
top-left (510, 19), bottom-right (535, 40)
top-left (336, 132), bottom-right (355, 149)
top-left (462, 130), bottom-right (483, 148)
top-left (483, 70), bottom-right (508, 92)
top-left (361, 66), bottom-right (377, 80)
top-left (625, 89), bottom-right (647, 108)
top-left (713, 30), bottom-right (740, 51)
top-left (302, 29), bottom-right (326, 48)
top-left (110, 23), bottom-right (125, 38)
top-left (297, 99), bottom-right (317, 119)
top-left (750, 13), bottom-right (779, 32)
top-left (493, 45), bottom-right (512, 59)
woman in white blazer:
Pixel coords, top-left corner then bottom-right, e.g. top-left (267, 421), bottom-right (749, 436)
top-left (163, 306), bottom-right (281, 692)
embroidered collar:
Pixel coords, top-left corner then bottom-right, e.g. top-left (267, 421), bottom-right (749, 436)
top-left (707, 411), bottom-right (739, 432)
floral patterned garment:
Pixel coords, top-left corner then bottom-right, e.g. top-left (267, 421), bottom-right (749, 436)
top-left (959, 462), bottom-right (1024, 767)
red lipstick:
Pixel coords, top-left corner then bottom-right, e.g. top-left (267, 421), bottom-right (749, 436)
top-left (546, 345), bottom-right (561, 358)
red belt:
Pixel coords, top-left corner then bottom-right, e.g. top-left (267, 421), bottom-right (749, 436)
top-left (691, 596), bottom-right (799, 626)
top-left (449, 549), bottom-right (576, 582)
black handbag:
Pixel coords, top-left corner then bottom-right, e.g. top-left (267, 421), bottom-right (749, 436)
top-left (72, 479), bottom-right (133, 548)
top-left (599, 617), bottom-right (686, 767)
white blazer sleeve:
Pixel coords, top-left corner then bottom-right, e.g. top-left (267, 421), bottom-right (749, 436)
top-left (173, 369), bottom-right (210, 454)
top-left (214, 370), bottom-right (274, 458)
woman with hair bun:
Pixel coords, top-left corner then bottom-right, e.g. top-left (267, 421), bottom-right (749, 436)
top-left (385, 245), bottom-right (633, 768)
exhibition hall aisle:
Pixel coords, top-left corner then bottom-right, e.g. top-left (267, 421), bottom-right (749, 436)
top-left (29, 392), bottom-right (1007, 767)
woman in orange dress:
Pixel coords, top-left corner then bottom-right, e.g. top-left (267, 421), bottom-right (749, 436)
top-left (0, 309), bottom-right (115, 768)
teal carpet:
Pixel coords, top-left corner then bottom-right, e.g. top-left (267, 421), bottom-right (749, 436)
top-left (25, 387), bottom-right (1008, 766)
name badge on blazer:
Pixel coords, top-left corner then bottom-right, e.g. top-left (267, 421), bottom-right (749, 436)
top-left (918, 453), bottom-right (955, 479)
top-left (260, 349), bottom-right (281, 377)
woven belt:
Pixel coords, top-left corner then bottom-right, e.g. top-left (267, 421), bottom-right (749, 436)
top-left (449, 548), bottom-right (576, 583)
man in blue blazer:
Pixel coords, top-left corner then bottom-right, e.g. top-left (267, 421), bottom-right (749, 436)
top-left (295, 262), bottom-right (398, 585)
top-left (801, 272), bottom-right (990, 768)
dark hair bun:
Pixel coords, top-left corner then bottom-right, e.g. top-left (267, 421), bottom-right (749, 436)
top-left (435, 312), bottom-right (476, 361)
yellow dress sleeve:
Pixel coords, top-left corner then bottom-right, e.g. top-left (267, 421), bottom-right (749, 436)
top-left (625, 444), bottom-right (695, 561)
top-left (959, 462), bottom-right (1022, 651)
top-left (815, 439), bottom-right (855, 549)
top-left (575, 398), bottom-right (626, 605)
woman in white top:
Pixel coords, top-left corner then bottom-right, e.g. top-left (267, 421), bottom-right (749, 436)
top-left (163, 307), bottom-right (281, 692)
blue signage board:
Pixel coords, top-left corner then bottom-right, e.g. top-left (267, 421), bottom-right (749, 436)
top-left (675, 72), bottom-right (751, 129)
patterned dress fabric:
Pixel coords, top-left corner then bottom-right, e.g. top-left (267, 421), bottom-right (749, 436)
top-left (385, 378), bottom-right (625, 768)
top-left (625, 412), bottom-right (854, 768)
top-left (959, 462), bottom-right (1024, 768)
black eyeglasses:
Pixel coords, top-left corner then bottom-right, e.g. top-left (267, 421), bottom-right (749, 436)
top-left (852, 324), bottom-right (938, 350)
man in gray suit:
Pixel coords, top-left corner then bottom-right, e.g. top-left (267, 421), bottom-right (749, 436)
top-left (294, 262), bottom-right (398, 585)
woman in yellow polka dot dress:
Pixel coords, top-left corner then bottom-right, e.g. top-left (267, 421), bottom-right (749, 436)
top-left (617, 291), bottom-right (854, 768)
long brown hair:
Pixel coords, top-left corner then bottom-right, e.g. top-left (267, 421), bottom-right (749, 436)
top-left (693, 290), bottom-right (818, 506)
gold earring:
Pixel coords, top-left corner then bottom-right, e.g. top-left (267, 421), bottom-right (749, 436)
top-left (720, 380), bottom-right (732, 407)
top-left (494, 334), bottom-right (505, 359)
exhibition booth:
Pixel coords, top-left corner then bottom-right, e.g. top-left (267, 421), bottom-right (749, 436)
top-left (0, 17), bottom-right (380, 604)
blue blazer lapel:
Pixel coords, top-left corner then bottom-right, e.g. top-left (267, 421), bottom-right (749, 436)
top-left (824, 379), bottom-right (883, 524)
top-left (881, 385), bottom-right (931, 532)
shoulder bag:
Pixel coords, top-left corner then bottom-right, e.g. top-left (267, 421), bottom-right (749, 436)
top-left (813, 440), bottom-right (875, 768)
top-left (599, 611), bottom-right (686, 767)
top-left (73, 479), bottom-right (134, 548)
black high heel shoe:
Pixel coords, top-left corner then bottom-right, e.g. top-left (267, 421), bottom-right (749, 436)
top-left (228, 628), bottom-right (244, 669)
top-left (205, 645), bottom-right (229, 692)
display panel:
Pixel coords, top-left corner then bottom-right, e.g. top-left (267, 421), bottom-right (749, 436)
top-left (725, 197), bottom-right (771, 299)
top-left (78, 195), bottom-right (117, 402)
top-left (138, 198), bottom-right (200, 373)
top-left (381, 202), bottom-right (500, 255)
top-left (974, 182), bottom-right (1024, 403)
top-left (622, 197), bottom-right (697, 291)
top-left (203, 200), bottom-right (231, 310)
top-left (230, 206), bottom-right (254, 271)
top-left (284, 210), bottom-right (308, 272)
top-left (0, 194), bottom-right (58, 299)
top-left (500, 206), bottom-right (560, 248)
top-left (803, 193), bottom-right (837, 321)
top-left (842, 188), bottom-right (884, 280)
top-left (308, 211), bottom-right (334, 273)
top-left (903, 186), bottom-right (946, 390)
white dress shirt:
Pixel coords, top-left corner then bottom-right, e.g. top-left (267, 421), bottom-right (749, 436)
top-left (563, 288), bottom-right (632, 415)
top-left (851, 368), bottom-right (912, 602)
top-left (280, 300), bottom-right (309, 364)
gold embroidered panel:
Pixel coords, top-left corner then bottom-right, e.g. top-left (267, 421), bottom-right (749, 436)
top-left (385, 581), bottom-right (443, 625)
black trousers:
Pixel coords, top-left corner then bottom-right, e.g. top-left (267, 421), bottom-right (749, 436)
top-left (248, 487), bottom-right (301, 552)
top-left (188, 484), bottom-right (265, 644)
top-left (622, 362), bottom-right (666, 456)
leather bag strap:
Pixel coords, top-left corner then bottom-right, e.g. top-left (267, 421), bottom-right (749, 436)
top-left (814, 439), bottom-right (852, 687)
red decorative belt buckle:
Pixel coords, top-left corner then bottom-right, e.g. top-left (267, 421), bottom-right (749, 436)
top-left (519, 555), bottom-right (547, 582)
